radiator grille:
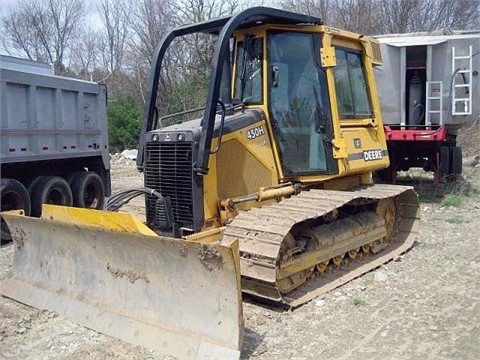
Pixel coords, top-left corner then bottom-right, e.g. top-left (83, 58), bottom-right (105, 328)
top-left (144, 141), bottom-right (194, 228)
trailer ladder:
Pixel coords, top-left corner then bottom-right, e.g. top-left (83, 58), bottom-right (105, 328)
top-left (426, 81), bottom-right (443, 127)
top-left (452, 45), bottom-right (473, 116)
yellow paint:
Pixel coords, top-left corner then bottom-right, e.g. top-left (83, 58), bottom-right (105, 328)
top-left (321, 46), bottom-right (336, 67)
top-left (39, 204), bottom-right (157, 236)
top-left (203, 118), bottom-right (279, 225)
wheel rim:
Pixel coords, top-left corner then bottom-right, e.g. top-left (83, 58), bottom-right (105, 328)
top-left (47, 189), bottom-right (68, 204)
top-left (84, 182), bottom-right (102, 208)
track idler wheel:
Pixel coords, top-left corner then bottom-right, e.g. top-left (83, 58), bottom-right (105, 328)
top-left (376, 197), bottom-right (397, 240)
top-left (277, 267), bottom-right (314, 294)
top-left (332, 254), bottom-right (344, 266)
top-left (348, 248), bottom-right (359, 259)
top-left (316, 261), bottom-right (329, 273)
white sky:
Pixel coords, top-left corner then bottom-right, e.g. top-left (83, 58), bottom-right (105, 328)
top-left (0, 0), bottom-right (104, 18)
top-left (0, 0), bottom-right (19, 15)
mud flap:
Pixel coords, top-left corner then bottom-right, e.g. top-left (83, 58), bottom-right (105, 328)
top-left (1, 205), bottom-right (243, 360)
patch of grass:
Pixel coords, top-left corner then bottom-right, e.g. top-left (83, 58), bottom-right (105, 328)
top-left (419, 190), bottom-right (440, 203)
top-left (353, 298), bottom-right (365, 307)
top-left (441, 194), bottom-right (464, 207)
top-left (396, 168), bottom-right (478, 205)
top-left (409, 175), bottom-right (478, 205)
top-left (443, 177), bottom-right (477, 195)
top-left (440, 179), bottom-right (478, 207)
top-left (446, 216), bottom-right (464, 224)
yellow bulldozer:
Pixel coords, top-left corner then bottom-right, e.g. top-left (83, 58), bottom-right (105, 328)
top-left (1, 7), bottom-right (419, 360)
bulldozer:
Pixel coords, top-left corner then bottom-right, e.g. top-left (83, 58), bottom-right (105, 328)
top-left (1, 7), bottom-right (419, 360)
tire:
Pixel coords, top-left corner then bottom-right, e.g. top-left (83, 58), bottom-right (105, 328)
top-left (66, 171), bottom-right (82, 186)
top-left (71, 171), bottom-right (105, 209)
top-left (450, 146), bottom-right (462, 175)
top-left (30, 176), bottom-right (73, 217)
top-left (27, 176), bottom-right (45, 194)
top-left (1, 178), bottom-right (31, 242)
top-left (440, 146), bottom-right (450, 176)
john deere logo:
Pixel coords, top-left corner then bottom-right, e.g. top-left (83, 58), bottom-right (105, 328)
top-left (363, 149), bottom-right (383, 161)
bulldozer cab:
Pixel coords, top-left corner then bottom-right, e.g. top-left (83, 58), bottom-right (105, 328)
top-left (137, 7), bottom-right (390, 236)
top-left (230, 27), bottom-right (388, 182)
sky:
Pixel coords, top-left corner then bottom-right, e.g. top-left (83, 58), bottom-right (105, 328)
top-left (0, 0), bottom-right (102, 17)
top-left (0, 0), bottom-right (18, 15)
top-left (0, 0), bottom-right (18, 54)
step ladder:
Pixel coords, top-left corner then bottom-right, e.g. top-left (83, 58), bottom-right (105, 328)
top-left (452, 45), bottom-right (473, 115)
top-left (426, 81), bottom-right (443, 126)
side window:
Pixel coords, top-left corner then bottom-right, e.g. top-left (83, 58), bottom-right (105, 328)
top-left (234, 37), bottom-right (263, 104)
top-left (334, 49), bottom-right (372, 118)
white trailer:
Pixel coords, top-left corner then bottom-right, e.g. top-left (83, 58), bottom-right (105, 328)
top-left (374, 31), bottom-right (480, 184)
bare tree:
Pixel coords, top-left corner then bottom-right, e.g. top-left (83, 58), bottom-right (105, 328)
top-left (126, 0), bottom-right (176, 103)
top-left (129, 0), bottom-right (175, 66)
top-left (334, 0), bottom-right (385, 34)
top-left (173, 0), bottom-right (240, 23)
top-left (125, 0), bottom-right (240, 111)
top-left (408, 0), bottom-right (480, 32)
top-left (1, 11), bottom-right (44, 60)
top-left (376, 0), bottom-right (480, 34)
top-left (1, 0), bottom-right (85, 74)
top-left (280, 0), bottom-right (334, 23)
top-left (165, 0), bottom-right (240, 112)
top-left (279, 0), bottom-right (479, 35)
top-left (97, 0), bottom-right (130, 74)
top-left (71, 29), bottom-right (101, 81)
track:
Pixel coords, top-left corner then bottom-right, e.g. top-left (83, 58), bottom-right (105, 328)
top-left (222, 184), bottom-right (420, 307)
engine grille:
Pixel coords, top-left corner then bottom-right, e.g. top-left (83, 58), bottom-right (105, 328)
top-left (144, 141), bottom-right (194, 229)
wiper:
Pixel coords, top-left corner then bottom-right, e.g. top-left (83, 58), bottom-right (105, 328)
top-left (239, 35), bottom-right (253, 102)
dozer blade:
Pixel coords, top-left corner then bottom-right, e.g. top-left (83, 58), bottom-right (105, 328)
top-left (1, 205), bottom-right (243, 360)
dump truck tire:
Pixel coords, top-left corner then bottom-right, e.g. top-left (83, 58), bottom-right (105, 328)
top-left (27, 176), bottom-right (44, 195)
top-left (30, 176), bottom-right (73, 217)
top-left (1, 179), bottom-right (31, 242)
top-left (71, 171), bottom-right (105, 209)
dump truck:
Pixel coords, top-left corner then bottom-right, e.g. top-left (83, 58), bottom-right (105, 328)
top-left (1, 7), bottom-right (420, 360)
top-left (374, 31), bottom-right (480, 185)
top-left (0, 55), bottom-right (111, 242)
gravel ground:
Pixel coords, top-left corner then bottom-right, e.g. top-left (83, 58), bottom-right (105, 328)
top-left (1, 157), bottom-right (479, 360)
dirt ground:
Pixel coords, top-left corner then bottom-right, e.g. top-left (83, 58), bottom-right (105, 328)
top-left (1, 136), bottom-right (479, 359)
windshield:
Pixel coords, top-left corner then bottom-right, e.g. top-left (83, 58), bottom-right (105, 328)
top-left (267, 31), bottom-right (335, 175)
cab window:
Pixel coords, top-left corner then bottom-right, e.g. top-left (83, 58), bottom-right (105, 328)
top-left (334, 49), bottom-right (372, 118)
top-left (234, 37), bottom-right (263, 104)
